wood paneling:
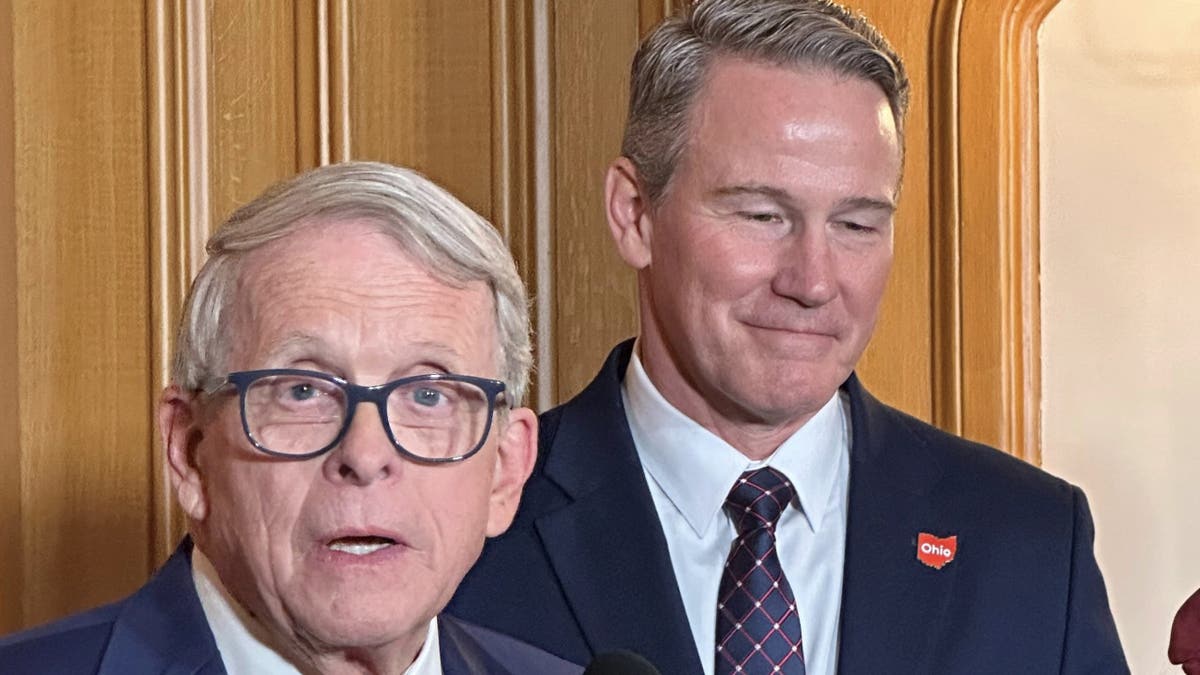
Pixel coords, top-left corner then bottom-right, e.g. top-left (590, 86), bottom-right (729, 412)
top-left (8, 0), bottom-right (152, 629)
top-left (955, 0), bottom-right (1056, 460)
top-left (207, 1), bottom-right (299, 220)
top-left (344, 1), bottom-right (495, 218)
top-left (550, 0), bottom-right (641, 402)
top-left (844, 0), bottom-right (937, 422)
top-left (0, 0), bottom-right (1052, 632)
top-left (0, 0), bottom-right (21, 635)
top-left (490, 0), bottom-right (543, 408)
top-left (147, 0), bottom-right (193, 561)
top-left (930, 0), bottom-right (965, 435)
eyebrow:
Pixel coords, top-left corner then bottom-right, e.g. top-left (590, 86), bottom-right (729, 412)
top-left (263, 332), bottom-right (329, 364)
top-left (709, 185), bottom-right (896, 214)
top-left (263, 333), bottom-right (466, 373)
top-left (833, 195), bottom-right (897, 214)
top-left (710, 184), bottom-right (792, 202)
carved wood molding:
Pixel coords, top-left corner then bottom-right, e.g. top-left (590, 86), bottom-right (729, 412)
top-left (932, 0), bottom-right (1059, 463)
top-left (492, 0), bottom-right (550, 410)
top-left (930, 0), bottom-right (964, 437)
top-left (147, 0), bottom-right (211, 562)
top-left (295, 0), bottom-right (349, 169)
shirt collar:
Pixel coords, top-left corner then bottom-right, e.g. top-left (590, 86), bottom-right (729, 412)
top-left (622, 347), bottom-right (848, 538)
top-left (192, 547), bottom-right (442, 675)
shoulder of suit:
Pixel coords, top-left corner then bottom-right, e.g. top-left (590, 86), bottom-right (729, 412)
top-left (0, 600), bottom-right (121, 672)
top-left (872, 396), bottom-right (1078, 503)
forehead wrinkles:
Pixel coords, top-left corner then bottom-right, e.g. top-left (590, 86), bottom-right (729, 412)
top-left (226, 227), bottom-right (501, 372)
top-left (238, 224), bottom-right (443, 311)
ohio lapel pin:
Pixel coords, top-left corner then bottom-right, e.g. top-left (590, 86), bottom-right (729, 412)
top-left (916, 532), bottom-right (957, 569)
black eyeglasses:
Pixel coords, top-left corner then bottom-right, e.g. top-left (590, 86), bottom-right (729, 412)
top-left (209, 369), bottom-right (508, 463)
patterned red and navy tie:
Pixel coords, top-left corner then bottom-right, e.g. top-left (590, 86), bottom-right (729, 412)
top-left (715, 467), bottom-right (805, 674)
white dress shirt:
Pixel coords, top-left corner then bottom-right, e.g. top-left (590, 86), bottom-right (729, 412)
top-left (192, 547), bottom-right (443, 675)
top-left (622, 350), bottom-right (850, 675)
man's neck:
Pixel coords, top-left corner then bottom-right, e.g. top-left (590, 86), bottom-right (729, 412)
top-left (634, 341), bottom-right (819, 461)
top-left (191, 545), bottom-right (434, 675)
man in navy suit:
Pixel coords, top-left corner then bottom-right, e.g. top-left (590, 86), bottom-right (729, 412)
top-left (0, 162), bottom-right (580, 674)
top-left (449, 1), bottom-right (1128, 673)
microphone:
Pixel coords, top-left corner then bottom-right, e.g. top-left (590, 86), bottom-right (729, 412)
top-left (583, 650), bottom-right (662, 675)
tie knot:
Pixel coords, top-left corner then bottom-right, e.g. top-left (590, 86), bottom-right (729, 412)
top-left (724, 467), bottom-right (795, 534)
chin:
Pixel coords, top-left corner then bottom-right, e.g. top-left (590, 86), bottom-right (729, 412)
top-left (742, 379), bottom-right (842, 421)
top-left (299, 610), bottom-right (425, 650)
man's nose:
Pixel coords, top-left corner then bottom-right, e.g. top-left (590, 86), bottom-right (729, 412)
top-left (770, 227), bottom-right (837, 307)
top-left (322, 402), bottom-right (400, 486)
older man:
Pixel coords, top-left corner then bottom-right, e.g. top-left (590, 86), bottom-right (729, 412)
top-left (449, 1), bottom-right (1128, 674)
top-left (0, 162), bottom-right (580, 674)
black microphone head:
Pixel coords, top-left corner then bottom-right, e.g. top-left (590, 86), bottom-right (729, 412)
top-left (583, 650), bottom-right (662, 675)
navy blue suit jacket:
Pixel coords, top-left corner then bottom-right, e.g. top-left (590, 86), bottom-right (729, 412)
top-left (449, 340), bottom-right (1128, 674)
top-left (0, 539), bottom-right (581, 675)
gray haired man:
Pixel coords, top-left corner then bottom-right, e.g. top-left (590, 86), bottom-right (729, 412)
top-left (0, 162), bottom-right (581, 674)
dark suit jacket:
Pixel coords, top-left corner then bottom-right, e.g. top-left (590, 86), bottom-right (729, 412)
top-left (0, 539), bottom-right (581, 675)
top-left (449, 340), bottom-right (1128, 674)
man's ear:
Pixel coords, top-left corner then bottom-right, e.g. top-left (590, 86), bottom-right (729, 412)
top-left (485, 406), bottom-right (538, 537)
top-left (158, 385), bottom-right (208, 522)
top-left (604, 156), bottom-right (653, 270)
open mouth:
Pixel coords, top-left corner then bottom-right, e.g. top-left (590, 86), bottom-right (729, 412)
top-left (326, 535), bottom-right (396, 556)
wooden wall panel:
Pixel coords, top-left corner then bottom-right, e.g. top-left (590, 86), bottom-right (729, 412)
top-left (0, 0), bottom-right (1050, 635)
top-left (146, 0), bottom-right (314, 562)
top-left (844, 0), bottom-right (937, 422)
top-left (8, 0), bottom-right (151, 629)
top-left (0, 0), bottom-right (20, 635)
top-left (345, 1), bottom-right (495, 219)
top-left (953, 0), bottom-right (1054, 459)
top-left (550, 0), bottom-right (642, 403)
top-left (207, 1), bottom-right (300, 222)
top-left (147, 0), bottom-right (192, 561)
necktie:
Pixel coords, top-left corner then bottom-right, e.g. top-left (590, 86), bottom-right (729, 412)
top-left (715, 467), bottom-right (805, 674)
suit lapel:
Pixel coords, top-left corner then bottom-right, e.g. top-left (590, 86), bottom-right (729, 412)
top-left (837, 376), bottom-right (957, 673)
top-left (438, 615), bottom-right (508, 675)
top-left (98, 539), bottom-right (225, 675)
top-left (537, 341), bottom-right (703, 675)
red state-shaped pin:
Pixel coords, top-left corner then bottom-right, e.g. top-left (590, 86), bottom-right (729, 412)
top-left (916, 532), bottom-right (957, 569)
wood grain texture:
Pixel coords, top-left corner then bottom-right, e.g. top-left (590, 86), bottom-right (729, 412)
top-left (11, 0), bottom-right (152, 626)
top-left (551, 0), bottom-right (641, 403)
top-left (344, 0), bottom-right (494, 219)
top-left (639, 0), bottom-right (674, 35)
top-left (957, 0), bottom-right (1055, 461)
top-left (147, 0), bottom-right (195, 562)
top-left (293, 0), bottom-right (322, 170)
top-left (327, 0), bottom-right (351, 163)
top-left (0, 0), bottom-right (22, 636)
top-left (0, 0), bottom-right (1056, 634)
top-left (843, 0), bottom-right (936, 422)
top-left (490, 0), bottom-right (545, 407)
top-left (207, 0), bottom-right (298, 224)
top-left (929, 0), bottom-right (965, 436)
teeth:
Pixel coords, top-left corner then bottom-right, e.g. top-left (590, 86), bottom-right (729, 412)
top-left (328, 541), bottom-right (392, 556)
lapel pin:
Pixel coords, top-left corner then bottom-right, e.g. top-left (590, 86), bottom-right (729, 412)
top-left (916, 532), bottom-right (957, 569)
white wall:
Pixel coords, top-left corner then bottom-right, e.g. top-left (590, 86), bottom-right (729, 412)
top-left (1040, 2), bottom-right (1200, 672)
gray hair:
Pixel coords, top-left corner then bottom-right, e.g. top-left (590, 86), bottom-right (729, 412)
top-left (623, 0), bottom-right (910, 204)
top-left (171, 161), bottom-right (533, 406)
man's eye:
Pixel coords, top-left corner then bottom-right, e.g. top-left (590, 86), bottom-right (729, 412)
top-left (739, 211), bottom-right (782, 223)
top-left (839, 221), bottom-right (874, 233)
top-left (412, 387), bottom-right (444, 407)
top-left (288, 383), bottom-right (318, 401)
